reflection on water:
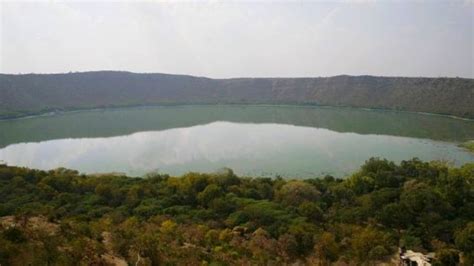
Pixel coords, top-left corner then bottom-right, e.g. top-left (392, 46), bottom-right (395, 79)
top-left (1, 122), bottom-right (472, 177)
top-left (1, 105), bottom-right (474, 148)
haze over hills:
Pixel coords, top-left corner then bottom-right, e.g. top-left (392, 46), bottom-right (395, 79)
top-left (0, 71), bottom-right (473, 119)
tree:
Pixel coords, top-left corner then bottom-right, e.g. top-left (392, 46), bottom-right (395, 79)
top-left (277, 181), bottom-right (320, 206)
top-left (277, 233), bottom-right (299, 261)
top-left (298, 201), bottom-right (324, 223)
top-left (346, 173), bottom-right (377, 195)
top-left (377, 203), bottom-right (412, 233)
top-left (351, 227), bottom-right (392, 263)
top-left (455, 222), bottom-right (474, 265)
top-left (434, 249), bottom-right (459, 266)
top-left (249, 228), bottom-right (277, 263)
top-left (314, 232), bottom-right (339, 264)
top-left (197, 184), bottom-right (223, 207)
top-left (287, 219), bottom-right (318, 256)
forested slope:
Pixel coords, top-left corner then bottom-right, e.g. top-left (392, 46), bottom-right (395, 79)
top-left (1, 71), bottom-right (473, 119)
top-left (0, 158), bottom-right (473, 265)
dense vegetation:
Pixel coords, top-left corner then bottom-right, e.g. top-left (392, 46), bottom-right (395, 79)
top-left (1, 71), bottom-right (473, 119)
top-left (0, 158), bottom-right (473, 265)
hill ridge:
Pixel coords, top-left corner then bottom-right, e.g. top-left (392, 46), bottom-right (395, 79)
top-left (1, 71), bottom-right (473, 119)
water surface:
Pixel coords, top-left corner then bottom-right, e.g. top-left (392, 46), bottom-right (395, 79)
top-left (0, 105), bottom-right (473, 177)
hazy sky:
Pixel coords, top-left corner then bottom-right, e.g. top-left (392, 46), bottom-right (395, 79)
top-left (1, 1), bottom-right (473, 78)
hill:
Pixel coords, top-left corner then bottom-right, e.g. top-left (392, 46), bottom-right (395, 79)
top-left (0, 71), bottom-right (473, 119)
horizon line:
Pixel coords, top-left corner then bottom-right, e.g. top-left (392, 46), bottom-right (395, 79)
top-left (1, 70), bottom-right (472, 80)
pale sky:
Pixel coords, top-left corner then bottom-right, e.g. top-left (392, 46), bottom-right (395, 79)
top-left (1, 0), bottom-right (473, 78)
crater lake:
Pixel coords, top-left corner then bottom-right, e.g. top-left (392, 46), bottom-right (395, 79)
top-left (1, 105), bottom-right (473, 177)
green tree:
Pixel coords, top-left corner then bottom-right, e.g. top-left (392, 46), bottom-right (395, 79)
top-left (298, 201), bottom-right (324, 223)
top-left (197, 184), bottom-right (223, 207)
top-left (314, 232), bottom-right (339, 264)
top-left (351, 227), bottom-right (392, 263)
top-left (455, 222), bottom-right (474, 265)
top-left (277, 181), bottom-right (320, 206)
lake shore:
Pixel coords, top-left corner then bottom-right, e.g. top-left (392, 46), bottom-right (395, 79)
top-left (459, 140), bottom-right (474, 153)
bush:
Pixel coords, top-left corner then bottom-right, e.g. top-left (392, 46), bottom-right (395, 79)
top-left (368, 245), bottom-right (390, 260)
top-left (2, 227), bottom-right (26, 243)
top-left (434, 249), bottom-right (459, 266)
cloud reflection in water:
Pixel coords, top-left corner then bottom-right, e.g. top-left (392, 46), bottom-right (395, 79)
top-left (0, 122), bottom-right (472, 177)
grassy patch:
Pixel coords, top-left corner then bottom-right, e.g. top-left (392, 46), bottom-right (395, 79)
top-left (459, 140), bottom-right (474, 152)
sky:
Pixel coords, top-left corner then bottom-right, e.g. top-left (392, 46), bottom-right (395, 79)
top-left (0, 0), bottom-right (473, 78)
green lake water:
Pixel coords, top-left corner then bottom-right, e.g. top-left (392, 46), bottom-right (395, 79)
top-left (0, 105), bottom-right (473, 177)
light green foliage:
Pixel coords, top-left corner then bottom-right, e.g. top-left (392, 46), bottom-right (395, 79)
top-left (459, 140), bottom-right (474, 152)
top-left (276, 180), bottom-right (320, 206)
top-left (197, 184), bottom-right (223, 207)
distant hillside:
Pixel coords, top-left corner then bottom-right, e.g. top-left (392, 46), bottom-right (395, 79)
top-left (0, 71), bottom-right (473, 119)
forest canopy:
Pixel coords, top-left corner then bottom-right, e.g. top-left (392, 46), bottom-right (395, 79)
top-left (0, 158), bottom-right (473, 265)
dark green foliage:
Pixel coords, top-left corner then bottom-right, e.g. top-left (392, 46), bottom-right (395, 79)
top-left (434, 249), bottom-right (460, 266)
top-left (0, 158), bottom-right (472, 264)
top-left (2, 227), bottom-right (26, 243)
top-left (455, 222), bottom-right (474, 264)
